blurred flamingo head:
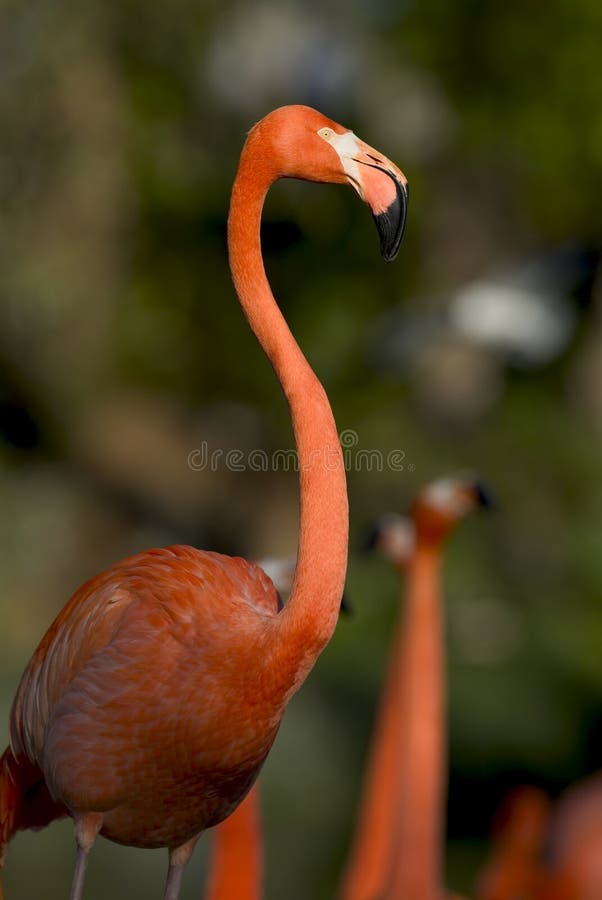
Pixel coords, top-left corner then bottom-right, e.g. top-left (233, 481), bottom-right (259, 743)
top-left (364, 513), bottom-right (416, 570)
top-left (410, 474), bottom-right (491, 543)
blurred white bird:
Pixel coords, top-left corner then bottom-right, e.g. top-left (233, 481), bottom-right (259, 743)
top-left (373, 244), bottom-right (598, 373)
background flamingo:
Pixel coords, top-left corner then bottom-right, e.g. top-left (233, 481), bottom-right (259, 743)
top-left (547, 773), bottom-right (602, 898)
top-left (476, 774), bottom-right (602, 900)
top-left (340, 475), bottom-right (489, 900)
top-left (475, 786), bottom-right (553, 900)
top-left (203, 787), bottom-right (262, 900)
top-left (0, 105), bottom-right (408, 900)
top-left (338, 513), bottom-right (415, 900)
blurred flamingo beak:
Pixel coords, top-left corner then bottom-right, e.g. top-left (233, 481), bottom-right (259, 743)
top-left (472, 480), bottom-right (493, 509)
top-left (459, 479), bottom-right (493, 510)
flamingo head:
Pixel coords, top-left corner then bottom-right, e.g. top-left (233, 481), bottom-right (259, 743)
top-left (247, 105), bottom-right (409, 261)
top-left (411, 474), bottom-right (491, 543)
top-left (365, 513), bottom-right (416, 570)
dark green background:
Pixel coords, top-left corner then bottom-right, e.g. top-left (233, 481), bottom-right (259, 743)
top-left (1, 0), bottom-right (602, 896)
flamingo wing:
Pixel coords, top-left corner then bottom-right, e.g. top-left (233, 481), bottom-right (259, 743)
top-left (10, 559), bottom-right (143, 764)
top-left (10, 546), bottom-right (280, 811)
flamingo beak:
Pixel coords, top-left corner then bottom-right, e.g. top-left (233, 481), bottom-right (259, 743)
top-left (355, 149), bottom-right (409, 262)
top-left (362, 523), bottom-right (382, 553)
top-left (455, 478), bottom-right (493, 512)
top-left (472, 480), bottom-right (493, 510)
top-left (327, 131), bottom-right (409, 262)
top-left (371, 174), bottom-right (409, 262)
top-left (349, 140), bottom-right (409, 263)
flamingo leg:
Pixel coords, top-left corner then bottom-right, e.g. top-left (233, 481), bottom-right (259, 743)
top-left (164, 836), bottom-right (199, 900)
top-left (70, 845), bottom-right (92, 900)
top-left (69, 813), bottom-right (103, 900)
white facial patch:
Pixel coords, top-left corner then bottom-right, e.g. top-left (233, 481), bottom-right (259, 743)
top-left (379, 515), bottom-right (416, 566)
top-left (318, 129), bottom-right (363, 197)
top-left (422, 477), bottom-right (471, 518)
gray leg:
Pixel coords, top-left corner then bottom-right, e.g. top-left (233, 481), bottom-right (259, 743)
top-left (70, 813), bottom-right (103, 900)
top-left (164, 863), bottom-right (186, 900)
top-left (164, 836), bottom-right (199, 900)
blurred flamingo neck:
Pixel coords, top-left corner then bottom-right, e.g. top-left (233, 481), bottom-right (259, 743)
top-left (205, 787), bottom-right (262, 900)
top-left (228, 145), bottom-right (348, 694)
top-left (391, 542), bottom-right (445, 899)
top-left (338, 595), bottom-right (408, 900)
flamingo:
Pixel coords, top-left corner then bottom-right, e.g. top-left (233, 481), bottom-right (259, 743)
top-left (339, 476), bottom-right (489, 900)
top-left (476, 774), bottom-right (602, 900)
top-left (547, 773), bottom-right (602, 899)
top-left (475, 786), bottom-right (553, 900)
top-left (0, 105), bottom-right (408, 900)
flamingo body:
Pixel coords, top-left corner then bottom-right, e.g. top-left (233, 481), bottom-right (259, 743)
top-left (0, 105), bottom-right (408, 898)
top-left (9, 547), bottom-right (280, 849)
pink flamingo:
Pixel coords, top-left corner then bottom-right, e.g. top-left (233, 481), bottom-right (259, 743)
top-left (0, 105), bottom-right (408, 900)
top-left (475, 786), bottom-right (553, 900)
top-left (340, 476), bottom-right (489, 900)
top-left (477, 773), bottom-right (602, 899)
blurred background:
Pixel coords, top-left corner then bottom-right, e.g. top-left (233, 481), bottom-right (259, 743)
top-left (1, 0), bottom-right (602, 896)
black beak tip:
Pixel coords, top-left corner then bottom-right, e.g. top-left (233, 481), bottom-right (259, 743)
top-left (474, 481), bottom-right (493, 510)
top-left (361, 525), bottom-right (381, 554)
top-left (373, 180), bottom-right (408, 263)
top-left (339, 593), bottom-right (353, 616)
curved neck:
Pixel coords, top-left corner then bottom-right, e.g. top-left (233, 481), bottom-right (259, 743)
top-left (204, 786), bottom-right (262, 900)
top-left (228, 147), bottom-right (348, 698)
top-left (389, 541), bottom-right (446, 900)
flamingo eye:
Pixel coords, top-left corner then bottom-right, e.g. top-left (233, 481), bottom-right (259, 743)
top-left (318, 127), bottom-right (335, 141)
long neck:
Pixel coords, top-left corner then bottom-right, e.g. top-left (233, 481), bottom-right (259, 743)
top-left (389, 541), bottom-right (446, 900)
top-left (204, 786), bottom-right (262, 900)
top-left (338, 573), bottom-right (407, 900)
top-left (228, 148), bottom-right (348, 698)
